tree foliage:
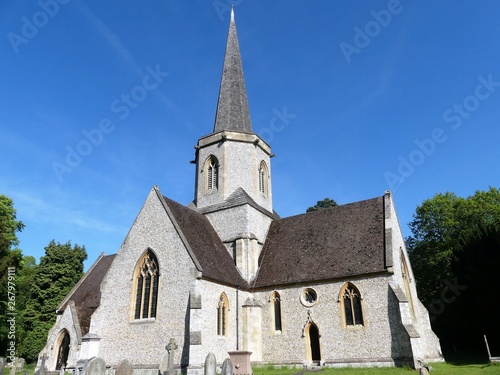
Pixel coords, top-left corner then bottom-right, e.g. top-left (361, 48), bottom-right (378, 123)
top-left (407, 187), bottom-right (500, 304)
top-left (406, 187), bottom-right (500, 355)
top-left (306, 197), bottom-right (338, 212)
top-left (0, 195), bottom-right (25, 356)
top-left (20, 241), bottom-right (87, 362)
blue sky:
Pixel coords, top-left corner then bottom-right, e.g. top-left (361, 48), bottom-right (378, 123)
top-left (1, 1), bottom-right (499, 270)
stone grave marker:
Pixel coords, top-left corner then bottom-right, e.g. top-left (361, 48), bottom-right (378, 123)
top-left (16, 358), bottom-right (25, 371)
top-left (159, 338), bottom-right (177, 375)
top-left (203, 353), bottom-right (216, 375)
top-left (221, 359), bottom-right (233, 375)
top-left (85, 357), bottom-right (106, 375)
top-left (115, 360), bottom-right (132, 375)
top-left (0, 357), bottom-right (6, 375)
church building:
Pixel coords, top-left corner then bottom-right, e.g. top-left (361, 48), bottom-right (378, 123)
top-left (38, 9), bottom-right (443, 373)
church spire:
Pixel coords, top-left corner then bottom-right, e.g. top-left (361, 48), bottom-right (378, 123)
top-left (213, 7), bottom-right (252, 133)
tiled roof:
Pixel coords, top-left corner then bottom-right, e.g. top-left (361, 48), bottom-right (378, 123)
top-left (252, 196), bottom-right (387, 288)
top-left (161, 195), bottom-right (247, 287)
top-left (57, 253), bottom-right (116, 335)
top-left (195, 187), bottom-right (279, 219)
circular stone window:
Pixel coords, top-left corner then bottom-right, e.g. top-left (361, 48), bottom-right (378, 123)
top-left (300, 288), bottom-right (318, 307)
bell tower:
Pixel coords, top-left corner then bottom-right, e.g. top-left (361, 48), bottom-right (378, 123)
top-left (194, 8), bottom-right (273, 215)
top-left (192, 9), bottom-right (276, 281)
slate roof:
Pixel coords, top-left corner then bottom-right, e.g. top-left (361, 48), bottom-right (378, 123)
top-left (252, 196), bottom-right (387, 288)
top-left (195, 187), bottom-right (279, 220)
top-left (213, 8), bottom-right (252, 133)
top-left (57, 253), bottom-right (116, 335)
top-left (160, 194), bottom-right (248, 287)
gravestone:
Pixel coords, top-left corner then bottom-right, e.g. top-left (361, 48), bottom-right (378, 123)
top-left (221, 359), bottom-right (233, 375)
top-left (38, 353), bottom-right (48, 375)
top-left (115, 360), bottom-right (132, 375)
top-left (9, 365), bottom-right (16, 375)
top-left (85, 357), bottom-right (106, 375)
top-left (0, 357), bottom-right (6, 375)
top-left (203, 353), bottom-right (216, 375)
top-left (16, 358), bottom-right (25, 371)
top-left (159, 338), bottom-right (177, 375)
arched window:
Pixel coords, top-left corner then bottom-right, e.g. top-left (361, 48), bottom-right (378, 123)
top-left (270, 291), bottom-right (282, 332)
top-left (340, 283), bottom-right (364, 326)
top-left (401, 251), bottom-right (416, 319)
top-left (217, 293), bottom-right (229, 336)
top-left (258, 161), bottom-right (269, 196)
top-left (205, 156), bottom-right (219, 191)
top-left (133, 250), bottom-right (160, 319)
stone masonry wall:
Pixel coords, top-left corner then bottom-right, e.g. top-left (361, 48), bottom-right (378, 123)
top-left (254, 275), bottom-right (413, 366)
top-left (89, 188), bottom-right (199, 368)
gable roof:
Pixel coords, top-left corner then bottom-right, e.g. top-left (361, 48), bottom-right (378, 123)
top-left (57, 253), bottom-right (116, 335)
top-left (158, 191), bottom-right (247, 287)
top-left (253, 196), bottom-right (387, 288)
top-left (194, 187), bottom-right (279, 220)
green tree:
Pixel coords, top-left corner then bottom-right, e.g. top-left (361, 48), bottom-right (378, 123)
top-left (407, 187), bottom-right (500, 305)
top-left (21, 241), bottom-right (87, 362)
top-left (0, 195), bottom-right (25, 356)
top-left (306, 197), bottom-right (338, 212)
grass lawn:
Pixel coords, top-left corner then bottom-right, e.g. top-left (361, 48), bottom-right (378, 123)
top-left (253, 361), bottom-right (500, 375)
top-left (2, 360), bottom-right (498, 375)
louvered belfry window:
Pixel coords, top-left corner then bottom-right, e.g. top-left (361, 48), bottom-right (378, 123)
top-left (259, 161), bottom-right (268, 196)
top-left (206, 156), bottom-right (219, 191)
top-left (134, 251), bottom-right (159, 319)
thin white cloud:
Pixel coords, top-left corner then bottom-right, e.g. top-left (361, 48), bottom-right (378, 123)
top-left (6, 188), bottom-right (126, 234)
top-left (73, 0), bottom-right (143, 76)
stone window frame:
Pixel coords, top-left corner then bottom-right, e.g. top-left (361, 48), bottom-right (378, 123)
top-left (258, 160), bottom-right (269, 197)
top-left (338, 282), bottom-right (365, 328)
top-left (270, 291), bottom-right (283, 333)
top-left (131, 249), bottom-right (160, 321)
top-left (203, 155), bottom-right (219, 193)
top-left (217, 292), bottom-right (229, 337)
top-left (54, 329), bottom-right (70, 370)
top-left (300, 288), bottom-right (318, 307)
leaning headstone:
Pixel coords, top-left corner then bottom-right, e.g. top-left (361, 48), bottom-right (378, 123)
top-left (115, 360), bottom-right (133, 375)
top-left (221, 359), bottom-right (233, 375)
top-left (85, 357), bottom-right (106, 375)
top-left (203, 353), bottom-right (216, 375)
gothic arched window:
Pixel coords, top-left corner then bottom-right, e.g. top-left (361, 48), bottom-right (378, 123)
top-left (258, 161), bottom-right (269, 196)
top-left (133, 250), bottom-right (160, 319)
top-left (217, 293), bottom-right (229, 336)
top-left (340, 283), bottom-right (364, 327)
top-left (205, 156), bottom-right (219, 191)
top-left (270, 291), bottom-right (282, 332)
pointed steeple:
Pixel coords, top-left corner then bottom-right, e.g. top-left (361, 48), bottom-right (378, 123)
top-left (213, 8), bottom-right (252, 133)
